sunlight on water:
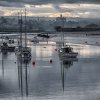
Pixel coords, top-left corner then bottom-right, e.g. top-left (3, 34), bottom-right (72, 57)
top-left (78, 45), bottom-right (100, 58)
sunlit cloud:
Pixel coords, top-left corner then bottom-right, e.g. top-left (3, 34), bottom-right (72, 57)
top-left (0, 2), bottom-right (100, 18)
top-left (24, 4), bottom-right (52, 8)
top-left (59, 4), bottom-right (80, 9)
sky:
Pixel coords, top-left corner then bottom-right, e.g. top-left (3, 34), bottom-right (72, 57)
top-left (0, 0), bottom-right (100, 18)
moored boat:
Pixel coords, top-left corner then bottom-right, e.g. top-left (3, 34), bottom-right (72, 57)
top-left (59, 45), bottom-right (78, 58)
top-left (0, 42), bottom-right (15, 52)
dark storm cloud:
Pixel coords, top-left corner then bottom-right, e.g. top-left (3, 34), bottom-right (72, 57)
top-left (0, 0), bottom-right (100, 7)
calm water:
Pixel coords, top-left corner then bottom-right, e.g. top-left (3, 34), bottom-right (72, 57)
top-left (0, 35), bottom-right (100, 100)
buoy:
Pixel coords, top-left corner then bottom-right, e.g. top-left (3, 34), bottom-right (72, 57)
top-left (55, 49), bottom-right (57, 51)
top-left (96, 42), bottom-right (98, 44)
top-left (50, 59), bottom-right (53, 63)
top-left (32, 61), bottom-right (35, 65)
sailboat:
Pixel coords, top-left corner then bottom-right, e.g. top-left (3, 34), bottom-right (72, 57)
top-left (22, 8), bottom-right (31, 63)
top-left (16, 9), bottom-right (31, 63)
top-left (0, 33), bottom-right (15, 52)
top-left (58, 14), bottom-right (78, 61)
top-left (59, 45), bottom-right (78, 62)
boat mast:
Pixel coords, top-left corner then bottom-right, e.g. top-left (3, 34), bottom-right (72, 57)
top-left (20, 13), bottom-right (23, 96)
top-left (19, 13), bottom-right (23, 49)
top-left (61, 14), bottom-right (64, 47)
top-left (25, 8), bottom-right (27, 47)
top-left (18, 12), bottom-right (20, 45)
top-left (60, 14), bottom-right (65, 47)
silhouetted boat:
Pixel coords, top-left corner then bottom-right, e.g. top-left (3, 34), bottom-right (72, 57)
top-left (37, 33), bottom-right (50, 38)
top-left (30, 36), bottom-right (39, 43)
top-left (21, 47), bottom-right (31, 62)
top-left (59, 45), bottom-right (78, 58)
top-left (0, 42), bottom-right (15, 52)
top-left (58, 14), bottom-right (78, 61)
top-left (8, 39), bottom-right (14, 44)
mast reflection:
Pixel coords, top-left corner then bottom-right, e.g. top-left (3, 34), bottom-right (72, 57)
top-left (25, 62), bottom-right (28, 96)
top-left (61, 58), bottom-right (78, 91)
top-left (1, 51), bottom-right (8, 78)
top-left (2, 52), bottom-right (4, 78)
top-left (17, 57), bottom-right (29, 97)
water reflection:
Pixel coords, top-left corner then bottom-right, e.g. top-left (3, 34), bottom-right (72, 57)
top-left (61, 58), bottom-right (78, 91)
top-left (2, 51), bottom-right (8, 56)
top-left (1, 36), bottom-right (100, 99)
top-left (2, 53), bottom-right (4, 78)
top-left (17, 56), bottom-right (29, 97)
top-left (1, 51), bottom-right (8, 78)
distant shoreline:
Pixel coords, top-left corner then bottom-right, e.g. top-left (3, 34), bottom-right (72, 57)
top-left (0, 31), bottom-right (100, 36)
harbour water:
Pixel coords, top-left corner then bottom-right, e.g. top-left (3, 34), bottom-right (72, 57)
top-left (0, 34), bottom-right (100, 100)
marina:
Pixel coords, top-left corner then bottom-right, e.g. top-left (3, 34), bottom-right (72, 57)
top-left (0, 33), bottom-right (100, 100)
top-left (0, 1), bottom-right (100, 99)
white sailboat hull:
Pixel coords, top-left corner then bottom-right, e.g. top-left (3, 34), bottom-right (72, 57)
top-left (60, 52), bottom-right (78, 58)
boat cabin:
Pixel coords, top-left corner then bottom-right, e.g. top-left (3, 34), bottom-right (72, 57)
top-left (0, 42), bottom-right (15, 52)
top-left (60, 46), bottom-right (73, 53)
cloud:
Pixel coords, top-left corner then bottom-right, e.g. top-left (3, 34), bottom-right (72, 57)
top-left (2, 0), bottom-right (100, 3)
top-left (0, 0), bottom-right (100, 7)
top-left (0, 10), bottom-right (5, 16)
top-left (52, 4), bottom-right (73, 13)
top-left (0, 1), bottom-right (24, 7)
top-left (0, 0), bottom-right (100, 18)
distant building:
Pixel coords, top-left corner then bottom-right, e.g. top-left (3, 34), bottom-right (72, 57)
top-left (85, 23), bottom-right (100, 28)
top-left (56, 14), bottom-right (66, 27)
top-left (56, 14), bottom-right (66, 22)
